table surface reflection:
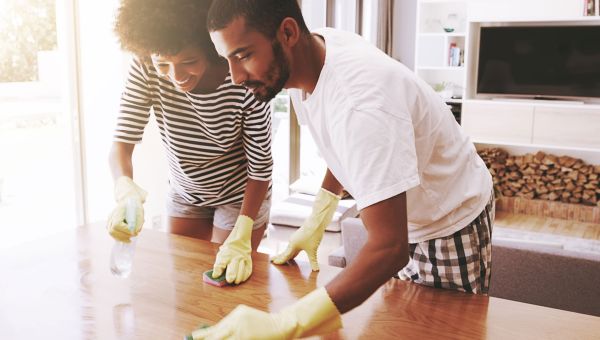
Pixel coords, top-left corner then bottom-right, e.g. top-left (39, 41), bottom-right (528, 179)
top-left (1, 223), bottom-right (599, 339)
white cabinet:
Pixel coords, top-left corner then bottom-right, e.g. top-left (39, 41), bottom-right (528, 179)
top-left (533, 106), bottom-right (600, 149)
top-left (415, 0), bottom-right (467, 98)
top-left (462, 100), bottom-right (534, 143)
top-left (462, 100), bottom-right (600, 152)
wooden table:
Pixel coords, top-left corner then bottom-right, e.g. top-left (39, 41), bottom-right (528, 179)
top-left (1, 224), bottom-right (599, 340)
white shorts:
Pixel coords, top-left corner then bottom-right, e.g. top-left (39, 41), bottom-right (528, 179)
top-left (166, 189), bottom-right (271, 231)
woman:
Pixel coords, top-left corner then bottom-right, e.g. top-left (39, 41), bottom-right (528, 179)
top-left (107, 0), bottom-right (272, 284)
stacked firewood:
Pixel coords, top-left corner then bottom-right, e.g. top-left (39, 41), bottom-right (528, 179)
top-left (478, 148), bottom-right (600, 206)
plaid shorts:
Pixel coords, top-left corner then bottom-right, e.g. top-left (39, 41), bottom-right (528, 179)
top-left (398, 192), bottom-right (495, 294)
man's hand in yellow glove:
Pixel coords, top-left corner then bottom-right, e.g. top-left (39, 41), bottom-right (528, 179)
top-left (107, 176), bottom-right (147, 243)
top-left (190, 287), bottom-right (342, 340)
top-left (272, 188), bottom-right (341, 271)
top-left (212, 215), bottom-right (254, 284)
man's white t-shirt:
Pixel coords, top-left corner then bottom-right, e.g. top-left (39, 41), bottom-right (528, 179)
top-left (289, 28), bottom-right (492, 243)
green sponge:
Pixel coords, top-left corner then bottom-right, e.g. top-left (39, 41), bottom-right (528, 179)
top-left (203, 269), bottom-right (228, 287)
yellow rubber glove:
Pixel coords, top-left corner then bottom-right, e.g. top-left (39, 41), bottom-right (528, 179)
top-left (212, 215), bottom-right (254, 284)
top-left (107, 176), bottom-right (147, 243)
top-left (190, 287), bottom-right (342, 340)
top-left (271, 188), bottom-right (341, 271)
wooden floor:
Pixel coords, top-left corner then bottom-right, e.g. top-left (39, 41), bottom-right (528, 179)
top-left (495, 210), bottom-right (600, 241)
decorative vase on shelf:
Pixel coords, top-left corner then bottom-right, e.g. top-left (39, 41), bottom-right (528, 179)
top-left (443, 13), bottom-right (459, 33)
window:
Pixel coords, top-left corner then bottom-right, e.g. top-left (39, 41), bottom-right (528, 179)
top-left (0, 0), bottom-right (80, 249)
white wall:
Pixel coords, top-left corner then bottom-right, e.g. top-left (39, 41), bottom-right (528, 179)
top-left (131, 108), bottom-right (168, 230)
top-left (301, 0), bottom-right (327, 30)
top-left (393, 0), bottom-right (588, 70)
top-left (332, 0), bottom-right (358, 32)
top-left (77, 2), bottom-right (167, 227)
top-left (468, 0), bottom-right (584, 21)
top-left (77, 0), bottom-right (123, 224)
top-left (392, 0), bottom-right (417, 68)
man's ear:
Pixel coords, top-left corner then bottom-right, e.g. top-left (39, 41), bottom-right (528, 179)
top-left (278, 17), bottom-right (301, 47)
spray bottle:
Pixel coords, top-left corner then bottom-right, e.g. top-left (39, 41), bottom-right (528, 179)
top-left (110, 197), bottom-right (139, 278)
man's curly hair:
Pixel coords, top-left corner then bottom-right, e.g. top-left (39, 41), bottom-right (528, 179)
top-left (114, 0), bottom-right (219, 61)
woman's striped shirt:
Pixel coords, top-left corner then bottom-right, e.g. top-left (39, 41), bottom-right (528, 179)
top-left (114, 58), bottom-right (273, 206)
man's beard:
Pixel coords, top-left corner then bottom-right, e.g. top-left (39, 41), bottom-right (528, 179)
top-left (243, 39), bottom-right (290, 102)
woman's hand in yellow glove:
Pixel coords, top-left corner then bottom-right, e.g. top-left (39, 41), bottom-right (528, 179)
top-left (107, 176), bottom-right (147, 243)
top-left (212, 215), bottom-right (254, 284)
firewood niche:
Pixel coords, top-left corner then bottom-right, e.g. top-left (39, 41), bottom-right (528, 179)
top-left (478, 148), bottom-right (600, 207)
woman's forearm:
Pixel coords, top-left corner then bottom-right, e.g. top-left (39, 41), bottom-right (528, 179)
top-left (239, 178), bottom-right (270, 220)
top-left (109, 142), bottom-right (135, 180)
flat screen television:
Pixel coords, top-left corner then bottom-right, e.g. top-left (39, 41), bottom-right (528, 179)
top-left (476, 25), bottom-right (600, 100)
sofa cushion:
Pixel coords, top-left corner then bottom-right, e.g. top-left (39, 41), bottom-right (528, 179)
top-left (328, 246), bottom-right (346, 268)
top-left (340, 218), bottom-right (368, 265)
top-left (489, 237), bottom-right (600, 316)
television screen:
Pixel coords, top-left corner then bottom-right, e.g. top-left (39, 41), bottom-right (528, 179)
top-left (477, 25), bottom-right (600, 99)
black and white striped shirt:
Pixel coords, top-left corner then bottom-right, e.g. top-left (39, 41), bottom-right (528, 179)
top-left (114, 58), bottom-right (272, 206)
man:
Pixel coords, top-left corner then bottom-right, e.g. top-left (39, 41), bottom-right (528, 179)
top-left (190, 0), bottom-right (494, 338)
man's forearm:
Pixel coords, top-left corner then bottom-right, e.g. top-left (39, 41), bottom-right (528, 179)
top-left (321, 169), bottom-right (344, 196)
top-left (325, 192), bottom-right (409, 313)
top-left (325, 239), bottom-right (408, 313)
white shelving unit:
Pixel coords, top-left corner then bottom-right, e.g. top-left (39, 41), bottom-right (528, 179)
top-left (462, 18), bottom-right (600, 162)
top-left (414, 0), bottom-right (468, 99)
